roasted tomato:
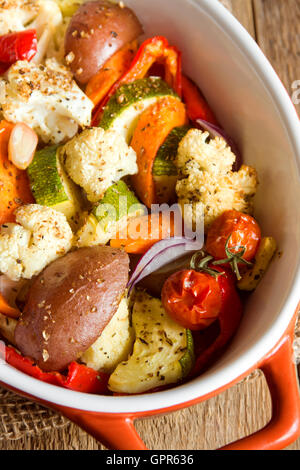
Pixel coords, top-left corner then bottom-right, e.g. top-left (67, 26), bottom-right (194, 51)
top-left (162, 268), bottom-right (229, 331)
top-left (190, 264), bottom-right (243, 375)
top-left (162, 263), bottom-right (243, 374)
top-left (206, 210), bottom-right (261, 262)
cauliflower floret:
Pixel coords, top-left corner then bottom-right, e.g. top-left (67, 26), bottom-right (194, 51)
top-left (176, 129), bottom-right (236, 176)
top-left (43, 2), bottom-right (86, 64)
top-left (0, 59), bottom-right (93, 144)
top-left (31, 0), bottom-right (62, 38)
top-left (30, 0), bottom-right (63, 64)
top-left (0, 225), bottom-right (31, 281)
top-left (62, 128), bottom-right (138, 203)
top-left (175, 129), bottom-right (258, 231)
top-left (45, 15), bottom-right (70, 64)
top-left (0, 1), bottom-right (63, 64)
top-left (0, 204), bottom-right (73, 281)
top-left (0, 0), bottom-right (39, 35)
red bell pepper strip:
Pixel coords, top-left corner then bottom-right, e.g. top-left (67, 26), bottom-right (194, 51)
top-left (5, 346), bottom-right (109, 394)
top-left (111, 36), bottom-right (182, 96)
top-left (5, 346), bottom-right (59, 385)
top-left (92, 36), bottom-right (182, 126)
top-left (0, 29), bottom-right (37, 74)
top-left (58, 361), bottom-right (109, 394)
top-left (190, 266), bottom-right (243, 377)
top-left (181, 75), bottom-right (218, 125)
top-left (0, 64), bottom-right (8, 74)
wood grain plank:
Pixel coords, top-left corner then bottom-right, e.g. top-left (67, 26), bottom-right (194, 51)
top-left (135, 374), bottom-right (272, 450)
top-left (253, 0), bottom-right (300, 113)
top-left (1, 0), bottom-right (299, 451)
top-left (0, 374), bottom-right (272, 451)
top-left (219, 0), bottom-right (256, 38)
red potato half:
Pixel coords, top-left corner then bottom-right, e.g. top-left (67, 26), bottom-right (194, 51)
top-left (65, 0), bottom-right (143, 84)
top-left (14, 246), bottom-right (129, 371)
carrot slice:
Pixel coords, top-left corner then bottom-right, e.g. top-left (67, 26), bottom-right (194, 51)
top-left (130, 96), bottom-right (187, 208)
top-left (0, 120), bottom-right (34, 225)
top-left (0, 293), bottom-right (20, 318)
top-left (110, 212), bottom-right (176, 254)
top-left (86, 40), bottom-right (138, 108)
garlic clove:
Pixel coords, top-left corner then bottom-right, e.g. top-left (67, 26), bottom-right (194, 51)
top-left (8, 123), bottom-right (38, 170)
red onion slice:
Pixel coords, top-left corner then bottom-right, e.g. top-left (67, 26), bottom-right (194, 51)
top-left (127, 237), bottom-right (202, 293)
top-left (195, 118), bottom-right (241, 171)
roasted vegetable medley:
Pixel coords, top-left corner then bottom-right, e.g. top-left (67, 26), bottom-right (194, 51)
top-left (0, 0), bottom-right (277, 395)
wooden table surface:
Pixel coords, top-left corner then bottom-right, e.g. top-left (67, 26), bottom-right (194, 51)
top-left (1, 0), bottom-right (300, 451)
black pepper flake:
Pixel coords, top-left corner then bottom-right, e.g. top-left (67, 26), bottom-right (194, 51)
top-left (164, 332), bottom-right (173, 346)
top-left (139, 337), bottom-right (148, 345)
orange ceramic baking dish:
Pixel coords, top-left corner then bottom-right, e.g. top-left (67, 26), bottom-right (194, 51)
top-left (1, 0), bottom-right (300, 450)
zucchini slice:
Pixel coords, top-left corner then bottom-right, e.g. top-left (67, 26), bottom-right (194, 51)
top-left (237, 237), bottom-right (277, 291)
top-left (108, 291), bottom-right (194, 394)
top-left (153, 125), bottom-right (190, 203)
top-left (153, 125), bottom-right (190, 176)
top-left (27, 146), bottom-right (83, 230)
top-left (99, 77), bottom-right (179, 143)
top-left (76, 180), bottom-right (144, 246)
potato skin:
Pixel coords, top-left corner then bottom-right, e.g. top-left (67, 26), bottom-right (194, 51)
top-left (65, 0), bottom-right (143, 84)
top-left (14, 246), bottom-right (129, 371)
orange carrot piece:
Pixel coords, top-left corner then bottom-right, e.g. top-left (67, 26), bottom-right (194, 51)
top-left (0, 120), bottom-right (34, 225)
top-left (110, 212), bottom-right (176, 254)
top-left (130, 96), bottom-right (187, 208)
top-left (0, 293), bottom-right (20, 318)
top-left (86, 40), bottom-right (138, 108)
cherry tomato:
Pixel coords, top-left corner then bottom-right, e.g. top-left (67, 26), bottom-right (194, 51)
top-left (206, 210), bottom-right (261, 262)
top-left (190, 264), bottom-right (243, 376)
top-left (161, 269), bottom-right (223, 330)
top-left (162, 264), bottom-right (243, 373)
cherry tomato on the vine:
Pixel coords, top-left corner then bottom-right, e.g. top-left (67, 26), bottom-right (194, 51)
top-left (206, 210), bottom-right (261, 262)
top-left (161, 267), bottom-right (235, 331)
top-left (190, 264), bottom-right (243, 375)
top-left (161, 263), bottom-right (243, 374)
